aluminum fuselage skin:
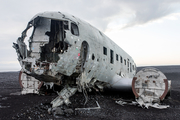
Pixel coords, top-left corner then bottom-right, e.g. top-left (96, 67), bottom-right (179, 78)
top-left (14, 12), bottom-right (136, 91)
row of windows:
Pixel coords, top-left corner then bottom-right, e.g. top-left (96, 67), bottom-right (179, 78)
top-left (103, 46), bottom-right (135, 71)
top-left (70, 23), bottom-right (133, 71)
top-left (70, 23), bottom-right (134, 72)
top-left (70, 23), bottom-right (135, 71)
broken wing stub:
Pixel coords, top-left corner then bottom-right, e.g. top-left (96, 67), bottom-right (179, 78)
top-left (132, 68), bottom-right (171, 109)
top-left (51, 85), bottom-right (77, 108)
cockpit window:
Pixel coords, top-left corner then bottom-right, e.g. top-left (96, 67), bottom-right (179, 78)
top-left (64, 21), bottom-right (69, 30)
top-left (71, 23), bottom-right (79, 36)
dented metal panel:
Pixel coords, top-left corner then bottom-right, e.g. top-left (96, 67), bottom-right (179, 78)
top-left (132, 68), bottom-right (170, 108)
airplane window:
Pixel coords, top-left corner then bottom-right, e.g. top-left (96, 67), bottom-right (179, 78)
top-left (103, 47), bottom-right (107, 55)
top-left (127, 60), bottom-right (129, 67)
top-left (92, 54), bottom-right (95, 60)
top-left (110, 49), bottom-right (114, 64)
top-left (120, 56), bottom-right (123, 63)
top-left (116, 54), bottom-right (118, 61)
top-left (133, 65), bottom-right (134, 70)
top-left (64, 21), bottom-right (69, 30)
top-left (71, 23), bottom-right (79, 36)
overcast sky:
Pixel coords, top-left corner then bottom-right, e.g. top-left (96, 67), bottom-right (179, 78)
top-left (0, 0), bottom-right (180, 72)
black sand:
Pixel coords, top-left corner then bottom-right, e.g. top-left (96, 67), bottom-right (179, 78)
top-left (0, 66), bottom-right (180, 120)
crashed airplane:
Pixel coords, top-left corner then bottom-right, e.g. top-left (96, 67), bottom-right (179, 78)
top-left (13, 11), bottom-right (171, 109)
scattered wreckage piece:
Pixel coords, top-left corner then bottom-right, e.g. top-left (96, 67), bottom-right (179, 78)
top-left (132, 68), bottom-right (171, 109)
top-left (48, 107), bottom-right (74, 118)
top-left (75, 101), bottom-right (101, 110)
top-left (115, 98), bottom-right (169, 109)
top-left (115, 98), bottom-right (139, 106)
top-left (51, 85), bottom-right (77, 108)
top-left (19, 70), bottom-right (43, 94)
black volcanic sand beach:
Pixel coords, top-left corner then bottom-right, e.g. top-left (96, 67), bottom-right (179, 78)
top-left (0, 66), bottom-right (180, 120)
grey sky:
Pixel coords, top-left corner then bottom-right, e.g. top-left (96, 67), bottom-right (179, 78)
top-left (0, 0), bottom-right (180, 71)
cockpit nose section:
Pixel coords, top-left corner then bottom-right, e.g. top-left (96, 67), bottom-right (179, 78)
top-left (13, 14), bottom-right (81, 79)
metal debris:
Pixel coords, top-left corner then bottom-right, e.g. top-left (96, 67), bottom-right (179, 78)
top-left (75, 101), bottom-right (101, 110)
top-left (51, 85), bottom-right (77, 108)
top-left (132, 68), bottom-right (171, 109)
top-left (149, 103), bottom-right (169, 109)
top-left (116, 99), bottom-right (169, 109)
top-left (19, 71), bottom-right (43, 94)
top-left (115, 99), bottom-right (138, 106)
top-left (115, 100), bottom-right (128, 106)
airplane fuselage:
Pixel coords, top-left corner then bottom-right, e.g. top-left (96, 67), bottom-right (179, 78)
top-left (13, 11), bottom-right (171, 109)
top-left (14, 12), bottom-right (136, 91)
